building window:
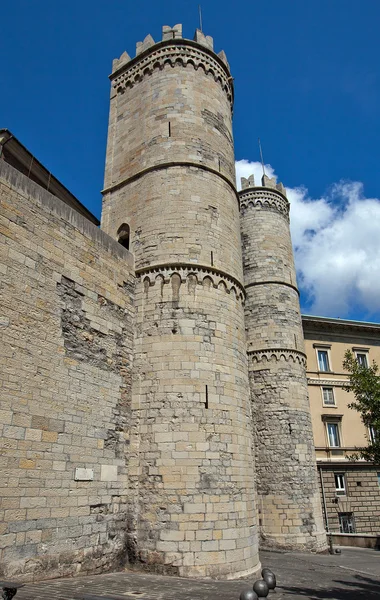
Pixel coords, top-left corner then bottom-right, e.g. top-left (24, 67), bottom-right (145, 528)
top-left (117, 223), bottom-right (130, 250)
top-left (339, 512), bottom-right (355, 534)
top-left (356, 353), bottom-right (368, 367)
top-left (369, 426), bottom-right (378, 444)
top-left (334, 473), bottom-right (346, 495)
top-left (322, 387), bottom-right (335, 406)
top-left (317, 350), bottom-right (330, 372)
top-left (326, 422), bottom-right (341, 447)
top-left (377, 473), bottom-right (380, 488)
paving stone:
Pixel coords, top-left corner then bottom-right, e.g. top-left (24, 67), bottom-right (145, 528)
top-left (14, 549), bottom-right (380, 600)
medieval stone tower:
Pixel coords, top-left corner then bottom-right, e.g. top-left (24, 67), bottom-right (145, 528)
top-left (100, 24), bottom-right (326, 575)
top-left (101, 25), bottom-right (260, 578)
top-left (240, 175), bottom-right (326, 551)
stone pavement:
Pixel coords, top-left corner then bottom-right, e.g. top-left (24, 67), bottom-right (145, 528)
top-left (15, 548), bottom-right (380, 600)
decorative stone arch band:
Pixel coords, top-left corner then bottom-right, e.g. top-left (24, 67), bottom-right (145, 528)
top-left (135, 263), bottom-right (246, 302)
top-left (110, 40), bottom-right (234, 106)
top-left (248, 348), bottom-right (307, 367)
top-left (239, 188), bottom-right (290, 219)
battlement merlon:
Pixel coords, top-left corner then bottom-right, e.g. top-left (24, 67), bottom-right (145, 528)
top-left (162, 24), bottom-right (183, 41)
top-left (239, 173), bottom-right (287, 197)
top-left (111, 24), bottom-right (230, 74)
top-left (241, 175), bottom-right (255, 190)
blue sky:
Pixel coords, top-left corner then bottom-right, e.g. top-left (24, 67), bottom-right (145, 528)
top-left (1, 1), bottom-right (380, 321)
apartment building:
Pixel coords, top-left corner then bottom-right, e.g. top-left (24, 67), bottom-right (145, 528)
top-left (303, 315), bottom-right (380, 546)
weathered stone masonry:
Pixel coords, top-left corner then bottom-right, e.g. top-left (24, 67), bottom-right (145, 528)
top-left (101, 26), bottom-right (260, 579)
top-left (0, 159), bottom-right (136, 579)
top-left (240, 176), bottom-right (326, 551)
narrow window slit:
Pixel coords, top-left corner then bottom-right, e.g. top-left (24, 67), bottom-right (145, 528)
top-left (117, 223), bottom-right (130, 251)
top-left (168, 122), bottom-right (171, 137)
top-left (205, 385), bottom-right (209, 409)
top-left (211, 251), bottom-right (214, 266)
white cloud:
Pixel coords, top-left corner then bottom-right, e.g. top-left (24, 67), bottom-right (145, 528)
top-left (236, 160), bottom-right (380, 319)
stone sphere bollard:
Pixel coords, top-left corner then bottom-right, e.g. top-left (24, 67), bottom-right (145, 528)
top-left (263, 573), bottom-right (276, 590)
top-left (253, 580), bottom-right (269, 598)
top-left (240, 589), bottom-right (259, 600)
top-left (261, 568), bottom-right (274, 578)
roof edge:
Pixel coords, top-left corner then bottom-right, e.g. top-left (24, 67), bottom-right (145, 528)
top-left (0, 128), bottom-right (99, 226)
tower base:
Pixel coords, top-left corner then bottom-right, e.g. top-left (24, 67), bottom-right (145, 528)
top-left (178, 560), bottom-right (262, 580)
top-left (259, 530), bottom-right (328, 553)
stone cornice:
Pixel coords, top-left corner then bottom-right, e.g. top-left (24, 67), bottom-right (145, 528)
top-left (135, 262), bottom-right (245, 301)
top-left (302, 314), bottom-right (380, 336)
top-left (307, 378), bottom-right (349, 388)
top-left (110, 39), bottom-right (234, 107)
top-left (101, 161), bottom-right (238, 204)
top-left (239, 188), bottom-right (289, 219)
top-left (245, 281), bottom-right (299, 296)
top-left (247, 348), bottom-right (307, 367)
top-left (317, 458), bottom-right (380, 468)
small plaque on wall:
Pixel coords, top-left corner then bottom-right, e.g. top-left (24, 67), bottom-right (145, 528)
top-left (74, 467), bottom-right (94, 481)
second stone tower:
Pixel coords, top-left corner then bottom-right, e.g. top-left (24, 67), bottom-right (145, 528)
top-left (240, 174), bottom-right (326, 552)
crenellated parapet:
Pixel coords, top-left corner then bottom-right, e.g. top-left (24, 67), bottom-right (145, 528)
top-left (239, 174), bottom-right (289, 218)
top-left (110, 24), bottom-right (233, 105)
top-left (262, 174), bottom-right (287, 196)
top-left (240, 174), bottom-right (287, 196)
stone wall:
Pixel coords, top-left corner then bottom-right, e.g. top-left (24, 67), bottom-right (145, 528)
top-left (102, 168), bottom-right (242, 275)
top-left (319, 467), bottom-right (380, 534)
top-left (0, 160), bottom-right (135, 580)
top-left (131, 268), bottom-right (258, 578)
top-left (250, 353), bottom-right (325, 549)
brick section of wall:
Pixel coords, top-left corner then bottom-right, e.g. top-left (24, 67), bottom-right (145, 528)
top-left (319, 467), bottom-right (380, 534)
top-left (240, 187), bottom-right (327, 552)
top-left (0, 160), bottom-right (135, 580)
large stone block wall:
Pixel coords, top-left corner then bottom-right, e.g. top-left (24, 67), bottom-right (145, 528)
top-left (0, 160), bottom-right (135, 580)
top-left (319, 467), bottom-right (380, 534)
top-left (249, 353), bottom-right (325, 549)
top-left (240, 186), bottom-right (327, 551)
top-left (131, 268), bottom-right (259, 577)
top-left (245, 283), bottom-right (304, 352)
top-left (102, 168), bottom-right (242, 276)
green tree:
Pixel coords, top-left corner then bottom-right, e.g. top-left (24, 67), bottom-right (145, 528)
top-left (343, 350), bottom-right (380, 464)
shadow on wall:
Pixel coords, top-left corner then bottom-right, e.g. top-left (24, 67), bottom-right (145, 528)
top-left (281, 573), bottom-right (380, 599)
